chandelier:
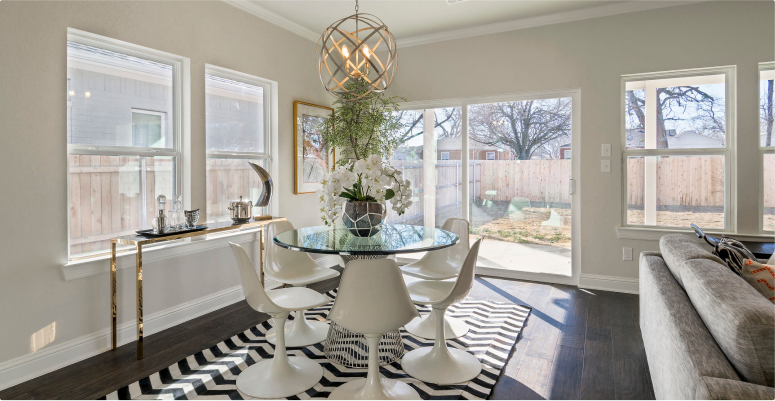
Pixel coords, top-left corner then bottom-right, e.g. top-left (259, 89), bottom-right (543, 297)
top-left (316, 0), bottom-right (397, 101)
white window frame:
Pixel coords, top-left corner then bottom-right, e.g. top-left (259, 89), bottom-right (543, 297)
top-left (485, 151), bottom-right (496, 160)
top-left (130, 109), bottom-right (167, 148)
top-left (204, 64), bottom-right (279, 221)
top-left (440, 151), bottom-right (449, 160)
top-left (620, 66), bottom-right (737, 233)
top-left (66, 28), bottom-right (190, 261)
top-left (760, 62), bottom-right (775, 233)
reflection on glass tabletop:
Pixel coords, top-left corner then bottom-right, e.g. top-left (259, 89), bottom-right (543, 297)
top-left (273, 224), bottom-right (459, 255)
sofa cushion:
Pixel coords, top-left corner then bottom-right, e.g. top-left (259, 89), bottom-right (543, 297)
top-left (682, 258), bottom-right (775, 387)
top-left (640, 252), bottom-right (741, 399)
top-left (660, 234), bottom-right (724, 287)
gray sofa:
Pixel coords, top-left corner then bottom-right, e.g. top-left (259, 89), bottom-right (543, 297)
top-left (640, 234), bottom-right (775, 400)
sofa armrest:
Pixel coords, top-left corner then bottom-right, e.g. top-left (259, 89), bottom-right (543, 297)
top-left (695, 377), bottom-right (775, 400)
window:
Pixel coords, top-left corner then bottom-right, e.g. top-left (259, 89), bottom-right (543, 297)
top-left (760, 62), bottom-right (774, 231)
top-left (67, 34), bottom-right (183, 259)
top-left (622, 67), bottom-right (734, 230)
top-left (440, 152), bottom-right (449, 160)
top-left (205, 66), bottom-right (272, 223)
top-left (486, 151), bottom-right (496, 160)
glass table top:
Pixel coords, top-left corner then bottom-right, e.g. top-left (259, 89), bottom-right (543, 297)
top-left (273, 224), bottom-right (459, 255)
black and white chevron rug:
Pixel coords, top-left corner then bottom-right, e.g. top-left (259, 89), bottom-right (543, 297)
top-left (102, 290), bottom-right (531, 400)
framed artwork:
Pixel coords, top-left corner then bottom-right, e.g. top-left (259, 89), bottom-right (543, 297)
top-left (294, 101), bottom-right (334, 194)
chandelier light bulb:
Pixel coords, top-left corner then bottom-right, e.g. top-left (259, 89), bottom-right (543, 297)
top-left (362, 44), bottom-right (370, 58)
top-left (342, 44), bottom-right (349, 59)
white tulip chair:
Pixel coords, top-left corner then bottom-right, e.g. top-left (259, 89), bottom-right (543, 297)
top-left (327, 259), bottom-right (421, 400)
top-left (264, 221), bottom-right (340, 347)
top-left (229, 243), bottom-right (328, 398)
top-left (401, 218), bottom-right (470, 340)
top-left (401, 239), bottom-right (483, 385)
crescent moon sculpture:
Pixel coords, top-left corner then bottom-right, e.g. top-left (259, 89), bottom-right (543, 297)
top-left (248, 162), bottom-right (273, 208)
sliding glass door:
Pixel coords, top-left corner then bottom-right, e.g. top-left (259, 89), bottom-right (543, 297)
top-left (467, 97), bottom-right (574, 278)
top-left (389, 93), bottom-right (578, 282)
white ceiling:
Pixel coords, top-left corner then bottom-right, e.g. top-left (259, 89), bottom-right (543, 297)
top-left (224, 0), bottom-right (699, 47)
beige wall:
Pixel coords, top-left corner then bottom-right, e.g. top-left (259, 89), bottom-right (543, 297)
top-left (0, 1), bottom-right (330, 371)
top-left (385, 1), bottom-right (774, 279)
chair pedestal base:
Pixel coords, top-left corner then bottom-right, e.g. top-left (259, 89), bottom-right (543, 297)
top-left (266, 309), bottom-right (329, 347)
top-left (236, 356), bottom-right (322, 398)
top-left (401, 345), bottom-right (482, 385)
top-left (404, 312), bottom-right (469, 340)
top-left (328, 377), bottom-right (421, 400)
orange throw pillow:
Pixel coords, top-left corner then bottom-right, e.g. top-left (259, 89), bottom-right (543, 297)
top-left (742, 259), bottom-right (775, 303)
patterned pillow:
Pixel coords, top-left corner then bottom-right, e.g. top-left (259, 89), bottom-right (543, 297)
top-left (742, 259), bottom-right (775, 303)
top-left (713, 237), bottom-right (757, 275)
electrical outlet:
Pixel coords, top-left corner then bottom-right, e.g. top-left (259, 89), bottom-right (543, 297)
top-left (601, 160), bottom-right (611, 172)
top-left (623, 247), bottom-right (633, 261)
top-left (602, 144), bottom-right (612, 157)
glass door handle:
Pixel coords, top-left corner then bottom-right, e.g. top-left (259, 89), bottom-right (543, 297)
top-left (569, 179), bottom-right (576, 195)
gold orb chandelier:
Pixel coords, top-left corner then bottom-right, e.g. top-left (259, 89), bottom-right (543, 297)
top-left (316, 0), bottom-right (397, 101)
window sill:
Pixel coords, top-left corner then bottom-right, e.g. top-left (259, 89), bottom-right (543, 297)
top-left (62, 227), bottom-right (266, 281)
top-left (616, 226), bottom-right (774, 242)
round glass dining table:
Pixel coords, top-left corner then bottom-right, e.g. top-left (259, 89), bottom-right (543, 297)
top-left (273, 223), bottom-right (459, 368)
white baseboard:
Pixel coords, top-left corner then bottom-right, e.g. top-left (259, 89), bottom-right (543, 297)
top-left (578, 273), bottom-right (639, 294)
top-left (0, 281), bottom-right (273, 392)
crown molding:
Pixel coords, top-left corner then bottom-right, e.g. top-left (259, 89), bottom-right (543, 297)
top-left (396, 1), bottom-right (704, 48)
top-left (221, 0), bottom-right (320, 42)
top-left (222, 0), bottom-right (705, 48)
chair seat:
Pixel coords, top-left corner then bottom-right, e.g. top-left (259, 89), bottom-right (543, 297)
top-left (400, 260), bottom-right (459, 280)
top-left (406, 280), bottom-right (455, 305)
top-left (267, 287), bottom-right (330, 311)
top-left (266, 266), bottom-right (340, 287)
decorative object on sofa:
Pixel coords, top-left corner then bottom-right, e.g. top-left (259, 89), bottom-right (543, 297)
top-left (228, 196), bottom-right (252, 224)
top-left (248, 161), bottom-right (273, 220)
top-left (713, 236), bottom-right (758, 275)
top-left (317, 155), bottom-right (412, 237)
top-left (294, 101), bottom-right (334, 194)
top-left (152, 195), bottom-right (170, 234)
top-left (742, 259), bottom-right (775, 303)
top-left (184, 209), bottom-right (200, 228)
top-left (315, 0), bottom-right (397, 101)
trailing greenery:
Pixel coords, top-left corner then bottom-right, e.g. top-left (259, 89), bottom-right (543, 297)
top-left (320, 79), bottom-right (405, 165)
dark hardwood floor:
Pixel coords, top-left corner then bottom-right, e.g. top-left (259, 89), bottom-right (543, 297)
top-left (0, 269), bottom-right (654, 400)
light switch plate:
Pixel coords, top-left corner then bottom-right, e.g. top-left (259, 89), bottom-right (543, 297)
top-left (623, 247), bottom-right (633, 261)
top-left (602, 144), bottom-right (612, 157)
top-left (601, 160), bottom-right (611, 172)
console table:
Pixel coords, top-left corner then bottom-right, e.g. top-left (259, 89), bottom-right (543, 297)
top-left (110, 217), bottom-right (286, 359)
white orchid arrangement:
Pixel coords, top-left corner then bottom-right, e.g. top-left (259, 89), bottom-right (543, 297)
top-left (317, 154), bottom-right (413, 226)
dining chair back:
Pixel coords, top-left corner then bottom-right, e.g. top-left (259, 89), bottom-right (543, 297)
top-left (230, 242), bottom-right (281, 314)
top-left (437, 237), bottom-right (481, 308)
top-left (327, 258), bottom-right (421, 400)
top-left (329, 258), bottom-right (419, 335)
top-left (400, 218), bottom-right (469, 281)
top-left (265, 221), bottom-right (324, 282)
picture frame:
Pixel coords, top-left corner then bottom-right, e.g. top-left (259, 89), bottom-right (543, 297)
top-left (294, 101), bottom-right (335, 194)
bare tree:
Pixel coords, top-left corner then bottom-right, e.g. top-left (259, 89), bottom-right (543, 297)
top-left (763, 79), bottom-right (774, 147)
top-left (468, 99), bottom-right (571, 160)
top-left (394, 107), bottom-right (461, 144)
top-left (626, 86), bottom-right (724, 148)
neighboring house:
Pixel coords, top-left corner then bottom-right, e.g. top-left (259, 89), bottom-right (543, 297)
top-left (625, 128), bottom-right (723, 149)
top-left (435, 136), bottom-right (515, 160)
top-left (559, 143), bottom-right (571, 159)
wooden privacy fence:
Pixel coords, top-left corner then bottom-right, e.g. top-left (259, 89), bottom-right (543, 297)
top-left (626, 156), bottom-right (726, 207)
top-left (478, 160), bottom-right (572, 204)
